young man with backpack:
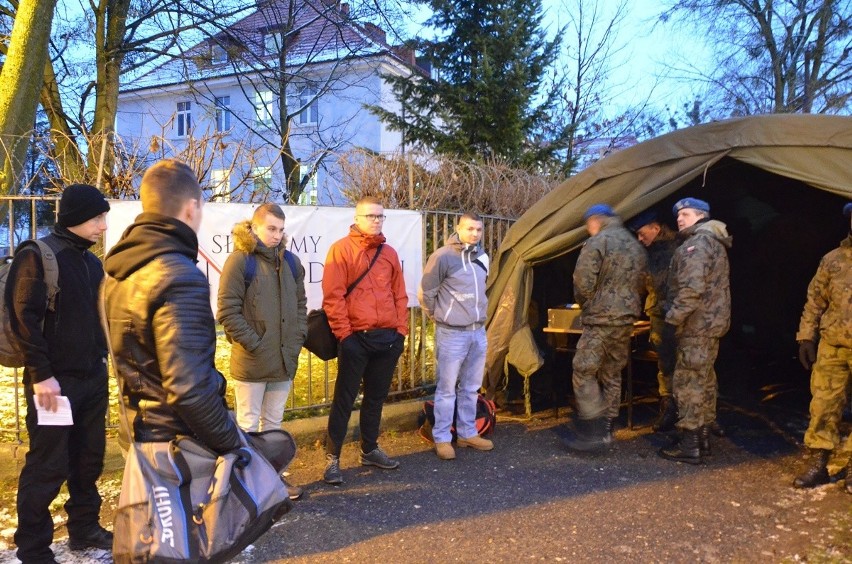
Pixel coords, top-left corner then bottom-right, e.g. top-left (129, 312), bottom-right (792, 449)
top-left (217, 203), bottom-right (307, 499)
top-left (5, 184), bottom-right (112, 563)
top-left (419, 213), bottom-right (493, 460)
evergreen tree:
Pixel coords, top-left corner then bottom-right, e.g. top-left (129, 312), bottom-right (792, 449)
top-left (371, 0), bottom-right (562, 168)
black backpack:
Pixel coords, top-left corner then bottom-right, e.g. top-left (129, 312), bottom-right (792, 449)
top-left (417, 394), bottom-right (497, 443)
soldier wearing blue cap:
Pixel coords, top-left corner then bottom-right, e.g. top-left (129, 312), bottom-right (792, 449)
top-left (793, 202), bottom-right (852, 494)
top-left (564, 204), bottom-right (647, 452)
top-left (658, 197), bottom-right (732, 464)
top-left (629, 210), bottom-right (680, 431)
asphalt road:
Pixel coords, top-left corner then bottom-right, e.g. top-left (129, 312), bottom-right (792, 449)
top-left (239, 401), bottom-right (852, 563)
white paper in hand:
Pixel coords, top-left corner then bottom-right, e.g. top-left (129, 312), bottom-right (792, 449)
top-left (36, 395), bottom-right (74, 426)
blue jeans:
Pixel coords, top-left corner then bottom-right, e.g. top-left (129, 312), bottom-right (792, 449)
top-left (433, 325), bottom-right (487, 443)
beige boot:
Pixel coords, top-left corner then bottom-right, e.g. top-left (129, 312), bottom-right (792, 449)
top-left (435, 441), bottom-right (456, 460)
top-left (457, 435), bottom-right (494, 451)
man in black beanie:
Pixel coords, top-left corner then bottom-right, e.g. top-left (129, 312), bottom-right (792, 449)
top-left (6, 183), bottom-right (113, 562)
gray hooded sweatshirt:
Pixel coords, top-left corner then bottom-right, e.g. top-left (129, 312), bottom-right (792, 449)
top-left (418, 232), bottom-right (489, 329)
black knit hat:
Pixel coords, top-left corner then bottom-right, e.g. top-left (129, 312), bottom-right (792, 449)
top-left (57, 184), bottom-right (110, 227)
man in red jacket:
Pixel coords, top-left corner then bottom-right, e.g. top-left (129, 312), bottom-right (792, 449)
top-left (322, 196), bottom-right (408, 485)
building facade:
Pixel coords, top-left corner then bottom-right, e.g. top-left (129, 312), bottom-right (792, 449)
top-left (116, 0), bottom-right (423, 205)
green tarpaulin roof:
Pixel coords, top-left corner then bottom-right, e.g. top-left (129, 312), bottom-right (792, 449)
top-left (485, 113), bottom-right (852, 394)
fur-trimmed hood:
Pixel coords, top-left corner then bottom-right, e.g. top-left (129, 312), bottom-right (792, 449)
top-left (231, 219), bottom-right (289, 255)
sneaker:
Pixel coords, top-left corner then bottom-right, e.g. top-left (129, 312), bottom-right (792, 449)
top-left (457, 435), bottom-right (494, 451)
top-left (68, 524), bottom-right (113, 551)
top-left (283, 478), bottom-right (304, 500)
top-left (435, 441), bottom-right (456, 460)
top-left (359, 447), bottom-right (400, 469)
top-left (323, 454), bottom-right (343, 485)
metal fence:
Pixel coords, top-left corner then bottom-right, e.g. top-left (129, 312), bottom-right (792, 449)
top-left (0, 196), bottom-right (515, 441)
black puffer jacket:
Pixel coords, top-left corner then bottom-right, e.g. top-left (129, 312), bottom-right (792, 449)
top-left (103, 213), bottom-right (241, 452)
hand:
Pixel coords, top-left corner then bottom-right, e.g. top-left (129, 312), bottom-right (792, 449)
top-left (33, 377), bottom-right (61, 413)
top-left (798, 340), bottom-right (816, 371)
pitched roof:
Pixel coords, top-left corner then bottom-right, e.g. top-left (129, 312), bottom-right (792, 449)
top-left (124, 0), bottom-right (416, 91)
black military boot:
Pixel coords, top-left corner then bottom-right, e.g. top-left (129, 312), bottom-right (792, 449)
top-left (658, 428), bottom-right (703, 464)
top-left (844, 456), bottom-right (851, 495)
top-left (652, 395), bottom-right (678, 433)
top-left (792, 449), bottom-right (831, 489)
top-left (564, 416), bottom-right (612, 453)
top-left (708, 420), bottom-right (726, 437)
top-left (699, 425), bottom-right (711, 457)
top-left (605, 417), bottom-right (617, 440)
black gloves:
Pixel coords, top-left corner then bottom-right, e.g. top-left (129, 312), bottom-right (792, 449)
top-left (798, 340), bottom-right (816, 371)
top-left (661, 323), bottom-right (677, 344)
top-left (656, 323), bottom-right (677, 371)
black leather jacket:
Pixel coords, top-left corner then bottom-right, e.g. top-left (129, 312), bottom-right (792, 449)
top-left (103, 213), bottom-right (241, 452)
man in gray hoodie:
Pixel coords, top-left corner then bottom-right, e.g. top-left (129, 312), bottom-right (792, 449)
top-left (419, 213), bottom-right (493, 460)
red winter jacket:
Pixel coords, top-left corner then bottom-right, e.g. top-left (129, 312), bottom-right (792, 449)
top-left (322, 225), bottom-right (408, 340)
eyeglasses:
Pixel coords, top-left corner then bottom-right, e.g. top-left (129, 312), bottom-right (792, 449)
top-left (357, 214), bottom-right (386, 222)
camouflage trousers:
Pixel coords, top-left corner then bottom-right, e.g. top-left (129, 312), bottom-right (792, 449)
top-left (804, 341), bottom-right (852, 452)
top-left (650, 315), bottom-right (675, 397)
top-left (572, 324), bottom-right (632, 419)
top-left (672, 335), bottom-right (719, 431)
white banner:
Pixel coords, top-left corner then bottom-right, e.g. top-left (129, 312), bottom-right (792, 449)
top-left (104, 202), bottom-right (423, 315)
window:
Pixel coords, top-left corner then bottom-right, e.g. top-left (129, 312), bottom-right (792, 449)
top-left (211, 169), bottom-right (231, 202)
top-left (254, 91), bottom-right (275, 125)
top-left (252, 167), bottom-right (273, 195)
top-left (211, 44), bottom-right (228, 64)
top-left (297, 164), bottom-right (318, 205)
top-left (264, 32), bottom-right (282, 56)
top-left (298, 86), bottom-right (318, 125)
top-left (215, 96), bottom-right (231, 132)
top-left (176, 101), bottom-right (192, 137)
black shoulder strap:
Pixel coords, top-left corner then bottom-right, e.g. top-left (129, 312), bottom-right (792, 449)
top-left (345, 244), bottom-right (383, 297)
top-left (244, 254), bottom-right (257, 291)
top-left (283, 250), bottom-right (298, 280)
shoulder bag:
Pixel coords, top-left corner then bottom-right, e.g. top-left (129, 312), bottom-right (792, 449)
top-left (304, 244), bottom-right (383, 361)
top-left (100, 288), bottom-right (294, 563)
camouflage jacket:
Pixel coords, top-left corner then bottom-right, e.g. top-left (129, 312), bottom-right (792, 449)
top-left (573, 217), bottom-right (648, 326)
top-left (643, 224), bottom-right (679, 319)
top-left (664, 219), bottom-right (732, 338)
top-left (796, 234), bottom-right (852, 348)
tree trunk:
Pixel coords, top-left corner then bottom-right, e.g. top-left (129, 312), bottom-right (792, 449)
top-left (0, 0), bottom-right (58, 194)
top-left (40, 61), bottom-right (86, 183)
top-left (88, 0), bottom-right (131, 193)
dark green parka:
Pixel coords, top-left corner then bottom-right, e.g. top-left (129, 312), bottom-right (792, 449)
top-left (217, 220), bottom-right (308, 383)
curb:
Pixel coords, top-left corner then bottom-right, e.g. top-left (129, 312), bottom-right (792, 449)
top-left (284, 398), bottom-right (426, 448)
top-left (0, 398), bottom-right (429, 482)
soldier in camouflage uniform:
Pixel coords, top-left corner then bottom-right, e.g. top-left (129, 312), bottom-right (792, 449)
top-left (793, 202), bottom-right (852, 494)
top-left (565, 204), bottom-right (647, 452)
top-left (658, 198), bottom-right (731, 465)
top-left (629, 210), bottom-right (680, 432)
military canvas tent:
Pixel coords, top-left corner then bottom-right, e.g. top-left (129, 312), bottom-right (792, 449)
top-left (485, 114), bottom-right (852, 399)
